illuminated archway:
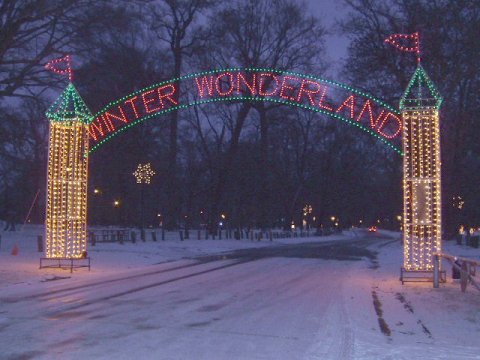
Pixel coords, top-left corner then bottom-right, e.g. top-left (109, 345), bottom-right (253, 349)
top-left (44, 65), bottom-right (442, 280)
top-left (87, 68), bottom-right (404, 155)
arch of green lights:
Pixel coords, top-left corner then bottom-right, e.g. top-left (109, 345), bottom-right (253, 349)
top-left (88, 68), bottom-right (403, 156)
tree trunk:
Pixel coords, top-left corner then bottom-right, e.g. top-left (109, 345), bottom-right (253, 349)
top-left (165, 50), bottom-right (182, 229)
top-left (257, 103), bottom-right (270, 229)
top-left (209, 103), bottom-right (252, 233)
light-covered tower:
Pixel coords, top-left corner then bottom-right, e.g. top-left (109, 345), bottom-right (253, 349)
top-left (401, 65), bottom-right (442, 272)
top-left (45, 84), bottom-right (92, 258)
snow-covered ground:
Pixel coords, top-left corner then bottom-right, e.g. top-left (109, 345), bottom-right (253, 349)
top-left (0, 225), bottom-right (342, 289)
top-left (1, 225), bottom-right (479, 359)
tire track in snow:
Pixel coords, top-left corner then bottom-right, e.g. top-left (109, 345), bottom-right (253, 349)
top-left (303, 268), bottom-right (355, 359)
top-left (44, 258), bottom-right (255, 317)
top-left (395, 292), bottom-right (433, 339)
top-left (371, 289), bottom-right (392, 337)
top-left (338, 285), bottom-right (355, 360)
top-left (1, 259), bottom-right (206, 303)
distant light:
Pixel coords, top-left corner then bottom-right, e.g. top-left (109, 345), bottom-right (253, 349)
top-left (219, 221), bottom-right (223, 227)
top-left (303, 204), bottom-right (312, 216)
top-left (330, 216), bottom-right (335, 221)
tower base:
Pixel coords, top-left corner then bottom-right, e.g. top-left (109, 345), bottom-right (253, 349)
top-left (400, 267), bottom-right (446, 284)
top-left (40, 257), bottom-right (91, 273)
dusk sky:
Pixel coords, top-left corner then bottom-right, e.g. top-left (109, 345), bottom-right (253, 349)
top-left (306, 0), bottom-right (349, 75)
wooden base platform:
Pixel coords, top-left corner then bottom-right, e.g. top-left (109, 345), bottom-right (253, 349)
top-left (40, 257), bottom-right (91, 273)
top-left (400, 267), bottom-right (446, 284)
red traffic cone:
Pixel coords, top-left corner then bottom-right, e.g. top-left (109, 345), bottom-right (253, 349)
top-left (11, 244), bottom-right (18, 256)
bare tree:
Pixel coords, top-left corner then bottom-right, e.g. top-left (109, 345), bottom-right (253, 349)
top-left (195, 0), bottom-right (328, 230)
top-left (149, 0), bottom-right (214, 229)
top-left (0, 0), bottom-right (100, 98)
top-left (340, 0), bottom-right (480, 235)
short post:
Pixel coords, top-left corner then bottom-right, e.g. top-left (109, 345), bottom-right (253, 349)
top-left (91, 232), bottom-right (96, 246)
top-left (205, 229), bottom-right (209, 240)
top-left (131, 231), bottom-right (136, 243)
top-left (37, 235), bottom-right (44, 252)
top-left (141, 229), bottom-right (146, 242)
top-left (461, 261), bottom-right (468, 292)
top-left (433, 253), bottom-right (439, 288)
top-left (162, 228), bottom-right (165, 241)
top-left (179, 231), bottom-right (184, 241)
top-left (197, 230), bottom-right (201, 240)
top-left (118, 230), bottom-right (124, 244)
top-left (151, 231), bottom-right (157, 241)
top-left (269, 230), bottom-right (273, 241)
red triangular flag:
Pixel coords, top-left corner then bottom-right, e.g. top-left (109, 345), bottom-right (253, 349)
top-left (384, 32), bottom-right (421, 63)
top-left (45, 55), bottom-right (73, 82)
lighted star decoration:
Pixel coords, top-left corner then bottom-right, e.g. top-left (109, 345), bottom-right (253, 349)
top-left (453, 195), bottom-right (464, 210)
top-left (133, 163), bottom-right (155, 184)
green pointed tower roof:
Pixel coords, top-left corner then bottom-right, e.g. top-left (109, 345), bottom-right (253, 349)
top-left (46, 83), bottom-right (93, 123)
top-left (400, 65), bottom-right (442, 110)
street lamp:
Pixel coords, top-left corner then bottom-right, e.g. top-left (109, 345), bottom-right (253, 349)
top-left (133, 163), bottom-right (155, 234)
top-left (92, 188), bottom-right (103, 224)
top-left (219, 213), bottom-right (226, 228)
top-left (113, 199), bottom-right (121, 224)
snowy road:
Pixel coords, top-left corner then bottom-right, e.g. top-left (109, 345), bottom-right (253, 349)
top-left (0, 236), bottom-right (382, 360)
top-left (2, 233), bottom-right (480, 359)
